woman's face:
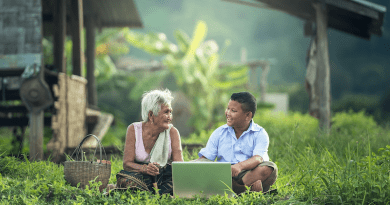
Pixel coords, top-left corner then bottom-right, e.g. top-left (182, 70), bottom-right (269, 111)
top-left (152, 104), bottom-right (173, 130)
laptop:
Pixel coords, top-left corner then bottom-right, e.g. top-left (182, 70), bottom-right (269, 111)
top-left (172, 162), bottom-right (233, 198)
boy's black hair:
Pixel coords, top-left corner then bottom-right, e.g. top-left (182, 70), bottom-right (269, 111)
top-left (230, 92), bottom-right (257, 118)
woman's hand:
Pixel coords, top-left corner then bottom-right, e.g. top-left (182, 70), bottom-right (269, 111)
top-left (145, 162), bottom-right (160, 176)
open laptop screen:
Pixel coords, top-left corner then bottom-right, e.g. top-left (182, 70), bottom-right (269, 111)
top-left (172, 162), bottom-right (233, 198)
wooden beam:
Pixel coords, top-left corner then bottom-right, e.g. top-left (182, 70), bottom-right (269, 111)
top-left (254, 0), bottom-right (315, 20)
top-left (70, 0), bottom-right (84, 76)
top-left (0, 69), bottom-right (24, 77)
top-left (85, 16), bottom-right (97, 107)
top-left (0, 116), bottom-right (52, 127)
top-left (325, 0), bottom-right (380, 20)
top-left (98, 22), bottom-right (143, 28)
top-left (0, 105), bottom-right (27, 113)
top-left (327, 13), bottom-right (371, 39)
top-left (223, 0), bottom-right (272, 10)
top-left (0, 90), bottom-right (20, 101)
top-left (53, 0), bottom-right (67, 73)
top-left (314, 3), bottom-right (331, 131)
top-left (29, 111), bottom-right (44, 161)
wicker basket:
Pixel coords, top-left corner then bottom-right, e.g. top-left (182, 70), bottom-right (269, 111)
top-left (64, 134), bottom-right (111, 191)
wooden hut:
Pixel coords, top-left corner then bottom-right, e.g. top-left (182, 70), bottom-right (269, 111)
top-left (0, 0), bottom-right (143, 161)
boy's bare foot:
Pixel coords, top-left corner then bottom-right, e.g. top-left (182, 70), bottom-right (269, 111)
top-left (250, 180), bottom-right (263, 192)
top-left (232, 179), bottom-right (247, 194)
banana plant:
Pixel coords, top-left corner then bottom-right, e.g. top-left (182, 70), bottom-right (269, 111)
top-left (124, 21), bottom-right (249, 132)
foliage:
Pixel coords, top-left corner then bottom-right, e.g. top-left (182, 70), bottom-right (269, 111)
top-left (96, 73), bottom-right (141, 125)
top-left (94, 29), bottom-right (130, 79)
top-left (123, 21), bottom-right (249, 132)
top-left (1, 126), bottom-right (56, 157)
top-left (270, 83), bottom-right (390, 126)
top-left (101, 119), bottom-right (128, 151)
top-left (42, 28), bottom-right (128, 80)
top-left (42, 38), bottom-right (54, 65)
top-left (331, 110), bottom-right (378, 136)
top-left (332, 94), bottom-right (382, 123)
top-left (1, 111), bottom-right (390, 204)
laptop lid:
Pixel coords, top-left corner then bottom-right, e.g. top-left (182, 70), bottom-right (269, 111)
top-left (172, 162), bottom-right (233, 198)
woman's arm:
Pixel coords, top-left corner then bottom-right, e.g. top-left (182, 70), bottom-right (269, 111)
top-left (170, 126), bottom-right (184, 162)
top-left (123, 124), bottom-right (159, 176)
top-left (123, 124), bottom-right (143, 171)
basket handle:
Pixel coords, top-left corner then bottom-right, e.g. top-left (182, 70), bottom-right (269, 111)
top-left (70, 134), bottom-right (107, 162)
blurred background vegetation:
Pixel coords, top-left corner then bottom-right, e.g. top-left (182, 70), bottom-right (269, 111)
top-left (86, 19), bottom-right (390, 132)
top-left (42, 18), bottom-right (390, 145)
top-left (1, 17), bottom-right (388, 158)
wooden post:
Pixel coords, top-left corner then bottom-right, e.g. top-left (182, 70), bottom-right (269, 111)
top-left (53, 0), bottom-right (67, 73)
top-left (260, 61), bottom-right (270, 103)
top-left (86, 16), bottom-right (97, 107)
top-left (71, 0), bottom-right (84, 76)
top-left (314, 3), bottom-right (331, 130)
top-left (29, 111), bottom-right (44, 161)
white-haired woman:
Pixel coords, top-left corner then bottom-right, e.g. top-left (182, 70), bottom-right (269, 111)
top-left (113, 89), bottom-right (183, 195)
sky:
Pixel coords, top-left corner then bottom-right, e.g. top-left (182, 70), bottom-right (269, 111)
top-left (129, 0), bottom-right (390, 97)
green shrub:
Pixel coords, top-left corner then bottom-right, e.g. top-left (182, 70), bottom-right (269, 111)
top-left (331, 110), bottom-right (379, 136)
top-left (332, 94), bottom-right (381, 122)
top-left (1, 110), bottom-right (389, 204)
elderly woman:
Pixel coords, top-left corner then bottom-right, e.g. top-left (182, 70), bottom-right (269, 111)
top-left (114, 89), bottom-right (184, 195)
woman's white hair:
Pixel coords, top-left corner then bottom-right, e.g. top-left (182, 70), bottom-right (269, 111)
top-left (141, 89), bottom-right (173, 122)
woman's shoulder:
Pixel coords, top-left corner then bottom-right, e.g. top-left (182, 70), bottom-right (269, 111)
top-left (169, 124), bottom-right (177, 132)
top-left (127, 122), bottom-right (142, 132)
top-left (169, 125), bottom-right (179, 136)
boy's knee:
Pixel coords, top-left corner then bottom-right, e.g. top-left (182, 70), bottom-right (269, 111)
top-left (255, 165), bottom-right (273, 178)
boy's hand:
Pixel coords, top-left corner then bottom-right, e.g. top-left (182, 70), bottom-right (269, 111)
top-left (231, 163), bottom-right (243, 177)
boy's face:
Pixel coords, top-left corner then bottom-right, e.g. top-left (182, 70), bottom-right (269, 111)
top-left (225, 100), bottom-right (250, 128)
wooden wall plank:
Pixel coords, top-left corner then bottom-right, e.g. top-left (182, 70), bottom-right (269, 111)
top-left (67, 74), bottom-right (87, 147)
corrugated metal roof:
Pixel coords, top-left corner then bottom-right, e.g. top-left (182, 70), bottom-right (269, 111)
top-left (42, 0), bottom-right (143, 30)
top-left (225, 0), bottom-right (387, 39)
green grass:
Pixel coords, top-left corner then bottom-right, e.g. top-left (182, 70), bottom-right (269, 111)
top-left (1, 110), bottom-right (390, 204)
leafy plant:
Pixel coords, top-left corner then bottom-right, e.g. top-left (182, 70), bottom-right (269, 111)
top-left (123, 21), bottom-right (249, 132)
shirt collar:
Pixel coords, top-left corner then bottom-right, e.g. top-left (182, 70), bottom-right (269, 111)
top-left (222, 120), bottom-right (261, 132)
